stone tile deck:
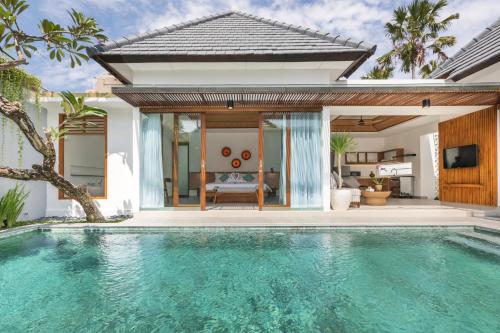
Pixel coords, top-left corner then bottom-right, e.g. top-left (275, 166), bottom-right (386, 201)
top-left (2, 201), bottom-right (500, 237)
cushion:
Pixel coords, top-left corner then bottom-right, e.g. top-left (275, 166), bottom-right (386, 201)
top-left (242, 172), bottom-right (257, 183)
top-left (343, 176), bottom-right (361, 189)
top-left (215, 172), bottom-right (230, 183)
top-left (331, 171), bottom-right (341, 189)
top-left (330, 174), bottom-right (337, 189)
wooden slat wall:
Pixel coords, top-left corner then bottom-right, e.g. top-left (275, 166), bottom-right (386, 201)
top-left (439, 106), bottom-right (498, 206)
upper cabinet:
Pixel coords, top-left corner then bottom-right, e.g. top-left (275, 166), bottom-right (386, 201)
top-left (344, 148), bottom-right (404, 165)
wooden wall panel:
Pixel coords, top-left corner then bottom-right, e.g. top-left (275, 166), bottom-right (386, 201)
top-left (439, 106), bottom-right (498, 206)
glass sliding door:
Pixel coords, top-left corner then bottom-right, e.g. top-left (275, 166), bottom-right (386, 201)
top-left (175, 114), bottom-right (203, 206)
top-left (160, 114), bottom-right (174, 207)
top-left (140, 112), bottom-right (206, 210)
top-left (263, 113), bottom-right (289, 207)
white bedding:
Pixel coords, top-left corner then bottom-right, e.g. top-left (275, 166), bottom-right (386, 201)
top-left (206, 182), bottom-right (271, 193)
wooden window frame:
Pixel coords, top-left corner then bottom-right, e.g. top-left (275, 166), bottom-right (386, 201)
top-left (58, 114), bottom-right (108, 200)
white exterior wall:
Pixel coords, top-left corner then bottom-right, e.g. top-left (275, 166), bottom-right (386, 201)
top-left (457, 62), bottom-right (500, 83)
top-left (0, 103), bottom-right (47, 220)
top-left (134, 69), bottom-right (333, 85)
top-left (110, 61), bottom-right (352, 86)
top-left (43, 99), bottom-right (140, 217)
top-left (321, 107), bottom-right (331, 211)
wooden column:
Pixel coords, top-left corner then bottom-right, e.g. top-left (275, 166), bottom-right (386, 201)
top-left (200, 113), bottom-right (207, 211)
top-left (286, 115), bottom-right (291, 207)
top-left (172, 114), bottom-right (179, 207)
top-left (258, 112), bottom-right (264, 210)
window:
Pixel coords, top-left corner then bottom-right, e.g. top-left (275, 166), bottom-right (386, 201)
top-left (58, 115), bottom-right (107, 199)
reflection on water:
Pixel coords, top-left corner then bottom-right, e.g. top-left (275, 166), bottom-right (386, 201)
top-left (0, 228), bottom-right (499, 332)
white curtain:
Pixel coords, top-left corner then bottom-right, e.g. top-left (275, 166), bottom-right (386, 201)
top-left (290, 113), bottom-right (322, 208)
top-left (140, 114), bottom-right (164, 208)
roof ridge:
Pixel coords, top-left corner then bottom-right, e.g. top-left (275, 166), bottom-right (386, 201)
top-left (230, 11), bottom-right (375, 51)
top-left (92, 10), bottom-right (375, 54)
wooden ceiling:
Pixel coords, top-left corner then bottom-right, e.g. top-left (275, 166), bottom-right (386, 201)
top-left (114, 85), bottom-right (500, 109)
top-left (331, 115), bottom-right (419, 132)
top-left (206, 112), bottom-right (259, 128)
top-left (203, 113), bottom-right (419, 131)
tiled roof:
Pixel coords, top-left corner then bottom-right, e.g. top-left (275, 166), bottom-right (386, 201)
top-left (89, 11), bottom-right (375, 81)
top-left (93, 11), bottom-right (375, 57)
top-left (431, 17), bottom-right (500, 81)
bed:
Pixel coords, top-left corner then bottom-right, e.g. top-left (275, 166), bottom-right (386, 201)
top-left (205, 172), bottom-right (272, 204)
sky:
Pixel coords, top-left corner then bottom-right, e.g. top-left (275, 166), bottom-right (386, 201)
top-left (13, 0), bottom-right (500, 92)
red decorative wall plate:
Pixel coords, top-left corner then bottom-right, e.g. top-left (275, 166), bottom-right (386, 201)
top-left (231, 158), bottom-right (242, 169)
top-left (241, 150), bottom-right (252, 160)
top-left (221, 147), bottom-right (231, 157)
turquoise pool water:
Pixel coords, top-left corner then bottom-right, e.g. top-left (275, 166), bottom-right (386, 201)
top-left (1, 228), bottom-right (499, 332)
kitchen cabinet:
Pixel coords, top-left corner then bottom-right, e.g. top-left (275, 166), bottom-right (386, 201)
top-left (344, 148), bottom-right (404, 165)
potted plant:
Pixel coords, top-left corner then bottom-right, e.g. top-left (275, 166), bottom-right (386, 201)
top-left (330, 133), bottom-right (356, 210)
top-left (371, 177), bottom-right (385, 191)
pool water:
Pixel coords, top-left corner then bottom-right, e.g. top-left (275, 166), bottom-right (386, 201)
top-left (1, 228), bottom-right (499, 332)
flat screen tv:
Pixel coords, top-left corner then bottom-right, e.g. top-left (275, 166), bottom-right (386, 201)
top-left (443, 144), bottom-right (478, 169)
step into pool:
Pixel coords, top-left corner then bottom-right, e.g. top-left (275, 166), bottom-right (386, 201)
top-left (1, 228), bottom-right (499, 332)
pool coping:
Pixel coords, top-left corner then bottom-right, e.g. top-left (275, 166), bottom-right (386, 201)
top-left (1, 220), bottom-right (500, 239)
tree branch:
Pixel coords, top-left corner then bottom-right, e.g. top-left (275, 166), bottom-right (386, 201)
top-left (0, 166), bottom-right (45, 181)
top-left (0, 58), bottom-right (28, 71)
top-left (0, 95), bottom-right (51, 159)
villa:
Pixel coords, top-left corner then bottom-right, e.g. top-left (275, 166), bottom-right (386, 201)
top-left (2, 8), bottom-right (500, 332)
top-left (2, 11), bottom-right (500, 219)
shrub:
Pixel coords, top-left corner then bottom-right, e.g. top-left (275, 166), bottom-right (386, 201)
top-left (0, 185), bottom-right (29, 228)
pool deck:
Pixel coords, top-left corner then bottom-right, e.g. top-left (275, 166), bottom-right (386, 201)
top-left (3, 206), bottom-right (500, 237)
top-left (2, 200), bottom-right (500, 236)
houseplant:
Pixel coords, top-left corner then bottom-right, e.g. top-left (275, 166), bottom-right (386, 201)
top-left (330, 133), bottom-right (356, 210)
top-left (371, 177), bottom-right (385, 191)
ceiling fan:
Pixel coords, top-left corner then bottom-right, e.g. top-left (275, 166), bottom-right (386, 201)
top-left (357, 116), bottom-right (385, 126)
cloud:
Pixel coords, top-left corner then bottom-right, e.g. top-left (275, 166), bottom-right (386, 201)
top-left (23, 0), bottom-right (500, 88)
top-left (26, 56), bottom-right (104, 92)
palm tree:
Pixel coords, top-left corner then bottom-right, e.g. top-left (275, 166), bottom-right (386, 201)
top-left (330, 133), bottom-right (356, 188)
top-left (378, 0), bottom-right (459, 79)
top-left (362, 65), bottom-right (394, 79)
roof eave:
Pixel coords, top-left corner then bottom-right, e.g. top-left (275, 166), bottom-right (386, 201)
top-left (442, 53), bottom-right (500, 81)
top-left (90, 50), bottom-right (370, 64)
top-left (337, 44), bottom-right (377, 79)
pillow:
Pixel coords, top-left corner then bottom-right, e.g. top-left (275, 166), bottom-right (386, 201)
top-left (227, 172), bottom-right (245, 183)
top-left (330, 174), bottom-right (337, 189)
top-left (243, 172), bottom-right (255, 183)
top-left (331, 172), bottom-right (340, 189)
top-left (242, 172), bottom-right (258, 183)
top-left (343, 176), bottom-right (360, 189)
top-left (215, 172), bottom-right (230, 183)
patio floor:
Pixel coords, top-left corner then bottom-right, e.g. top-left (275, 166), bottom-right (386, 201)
top-left (46, 199), bottom-right (500, 232)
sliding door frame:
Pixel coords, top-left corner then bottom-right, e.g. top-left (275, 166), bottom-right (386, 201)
top-left (172, 113), bottom-right (206, 209)
top-left (258, 112), bottom-right (264, 210)
top-left (200, 113), bottom-right (207, 211)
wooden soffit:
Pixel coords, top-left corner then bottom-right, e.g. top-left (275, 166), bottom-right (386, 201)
top-left (113, 83), bottom-right (500, 109)
top-left (331, 115), bottom-right (419, 132)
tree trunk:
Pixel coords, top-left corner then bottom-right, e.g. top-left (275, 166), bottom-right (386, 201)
top-left (411, 64), bottom-right (416, 79)
top-left (42, 168), bottom-right (105, 222)
top-left (0, 95), bottom-right (105, 223)
top-left (337, 153), bottom-right (343, 188)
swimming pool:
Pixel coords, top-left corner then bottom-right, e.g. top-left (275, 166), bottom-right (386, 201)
top-left (1, 228), bottom-right (499, 332)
